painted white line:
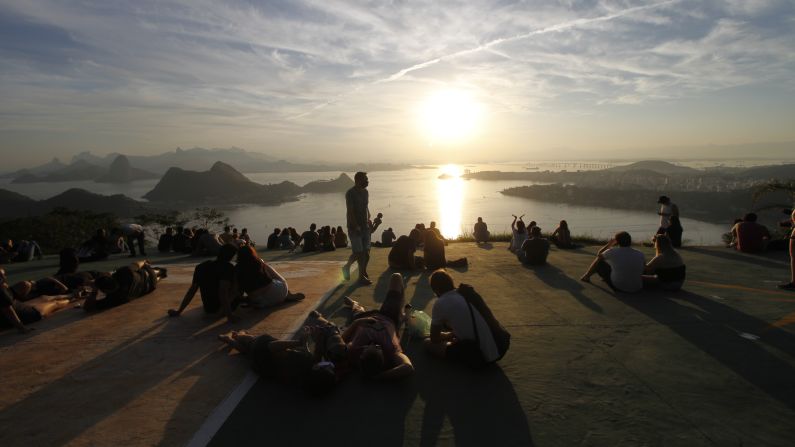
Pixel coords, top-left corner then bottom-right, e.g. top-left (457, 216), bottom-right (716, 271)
top-left (185, 262), bottom-right (353, 447)
top-left (739, 332), bottom-right (760, 341)
top-left (185, 372), bottom-right (258, 447)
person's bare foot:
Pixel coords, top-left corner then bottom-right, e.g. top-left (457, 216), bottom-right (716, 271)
top-left (309, 310), bottom-right (322, 319)
top-left (218, 331), bottom-right (236, 343)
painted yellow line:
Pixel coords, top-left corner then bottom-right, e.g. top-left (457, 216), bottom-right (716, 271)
top-left (769, 311), bottom-right (795, 329)
top-left (689, 280), bottom-right (795, 300)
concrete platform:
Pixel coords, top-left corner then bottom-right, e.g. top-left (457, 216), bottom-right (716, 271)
top-left (2, 244), bottom-right (795, 446)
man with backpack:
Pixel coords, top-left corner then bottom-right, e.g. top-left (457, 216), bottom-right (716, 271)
top-left (425, 270), bottom-right (510, 367)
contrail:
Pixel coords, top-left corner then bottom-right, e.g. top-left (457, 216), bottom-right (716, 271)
top-left (289, 0), bottom-right (679, 119)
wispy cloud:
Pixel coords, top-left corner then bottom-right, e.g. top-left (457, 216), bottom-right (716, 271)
top-left (0, 0), bottom-right (794, 164)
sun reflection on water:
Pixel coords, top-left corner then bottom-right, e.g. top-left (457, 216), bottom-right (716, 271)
top-left (436, 164), bottom-right (465, 239)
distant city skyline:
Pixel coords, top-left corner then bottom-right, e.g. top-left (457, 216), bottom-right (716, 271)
top-left (2, 0), bottom-right (795, 169)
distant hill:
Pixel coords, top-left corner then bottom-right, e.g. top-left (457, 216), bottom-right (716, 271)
top-left (143, 161), bottom-right (302, 205)
top-left (301, 173), bottom-right (354, 193)
top-left (0, 188), bottom-right (152, 221)
top-left (0, 157), bottom-right (66, 179)
top-left (65, 147), bottom-right (411, 175)
top-left (95, 155), bottom-right (158, 183)
top-left (11, 159), bottom-right (106, 183)
top-left (736, 164), bottom-right (795, 180)
top-left (9, 156), bottom-right (157, 184)
top-left (607, 160), bottom-right (699, 175)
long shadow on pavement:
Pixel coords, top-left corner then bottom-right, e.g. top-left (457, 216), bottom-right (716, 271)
top-left (680, 246), bottom-right (789, 269)
top-left (209, 341), bottom-right (534, 447)
top-left (524, 263), bottom-right (603, 313)
top-left (615, 289), bottom-right (795, 411)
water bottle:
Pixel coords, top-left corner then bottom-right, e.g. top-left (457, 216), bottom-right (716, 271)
top-left (405, 304), bottom-right (431, 338)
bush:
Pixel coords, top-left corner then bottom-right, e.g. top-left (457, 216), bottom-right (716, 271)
top-left (0, 208), bottom-right (120, 254)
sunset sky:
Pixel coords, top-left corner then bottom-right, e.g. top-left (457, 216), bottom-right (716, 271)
top-left (1, 0), bottom-right (794, 168)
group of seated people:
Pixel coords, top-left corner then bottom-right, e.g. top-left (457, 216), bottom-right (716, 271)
top-left (581, 232), bottom-right (686, 293)
top-left (0, 239), bottom-right (44, 264)
top-left (264, 225), bottom-right (349, 252)
top-left (728, 212), bottom-right (778, 253)
top-left (219, 269), bottom-right (509, 394)
top-left (168, 245), bottom-right (305, 322)
top-left (386, 222), bottom-right (468, 271)
top-left (509, 216), bottom-right (576, 252)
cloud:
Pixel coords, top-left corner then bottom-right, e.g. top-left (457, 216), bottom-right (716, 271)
top-left (0, 0), bottom-right (794, 163)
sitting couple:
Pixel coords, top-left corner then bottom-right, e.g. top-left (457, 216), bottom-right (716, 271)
top-left (581, 232), bottom-right (685, 293)
top-left (169, 245), bottom-right (305, 322)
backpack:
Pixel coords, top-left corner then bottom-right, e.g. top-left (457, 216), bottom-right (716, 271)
top-left (457, 283), bottom-right (511, 361)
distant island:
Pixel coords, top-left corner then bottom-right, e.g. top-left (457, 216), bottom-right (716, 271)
top-left (0, 162), bottom-right (355, 220)
top-left (491, 160), bottom-right (795, 223)
top-left (142, 162), bottom-right (354, 205)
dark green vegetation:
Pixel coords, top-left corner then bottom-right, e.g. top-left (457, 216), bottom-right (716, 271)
top-left (0, 208), bottom-right (119, 253)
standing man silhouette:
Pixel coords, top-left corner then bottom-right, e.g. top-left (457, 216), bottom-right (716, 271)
top-left (343, 172), bottom-right (372, 285)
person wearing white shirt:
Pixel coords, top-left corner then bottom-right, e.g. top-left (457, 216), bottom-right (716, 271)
top-left (425, 270), bottom-right (499, 364)
top-left (581, 231), bottom-right (645, 293)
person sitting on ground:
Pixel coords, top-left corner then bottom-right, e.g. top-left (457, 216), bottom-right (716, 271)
top-left (473, 217), bottom-right (490, 244)
top-left (550, 220), bottom-right (574, 249)
top-left (0, 240), bottom-right (14, 264)
top-left (409, 228), bottom-right (425, 248)
top-left (1, 268), bottom-right (70, 333)
top-left (642, 234), bottom-right (686, 291)
top-left (219, 226), bottom-right (237, 246)
top-left (388, 235), bottom-right (425, 270)
top-left (370, 212), bottom-right (384, 234)
top-left (424, 270), bottom-right (500, 365)
top-left (158, 227), bottom-right (175, 253)
top-left (334, 226), bottom-right (348, 248)
top-left (779, 209), bottom-right (795, 291)
top-left (424, 231), bottom-right (467, 270)
top-left (168, 244), bottom-right (238, 322)
top-left (8, 239), bottom-right (43, 262)
top-left (295, 223), bottom-right (319, 253)
top-left (192, 229), bottom-right (224, 257)
top-left (232, 227), bottom-right (240, 243)
top-left (731, 213), bottom-right (771, 253)
top-left (581, 231), bottom-right (645, 293)
top-left (77, 229), bottom-right (111, 263)
top-left (519, 226), bottom-right (550, 266)
top-left (340, 273), bottom-right (414, 380)
top-left (239, 228), bottom-right (254, 247)
top-left (375, 227), bottom-right (396, 247)
top-left (509, 215), bottom-right (528, 253)
top-left (83, 260), bottom-right (167, 312)
top-left (113, 223), bottom-right (147, 257)
top-left (318, 226), bottom-right (336, 252)
top-left (217, 329), bottom-right (336, 395)
top-left (172, 227), bottom-right (192, 253)
top-left (266, 228), bottom-right (281, 250)
top-left (277, 228), bottom-right (295, 250)
top-left (428, 221), bottom-right (443, 241)
top-left (235, 245), bottom-right (305, 308)
top-left (289, 227), bottom-right (301, 245)
top-left (57, 248), bottom-right (80, 275)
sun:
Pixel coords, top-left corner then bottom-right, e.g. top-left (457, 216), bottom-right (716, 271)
top-left (418, 89), bottom-right (482, 144)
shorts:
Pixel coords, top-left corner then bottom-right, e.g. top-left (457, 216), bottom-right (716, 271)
top-left (249, 279), bottom-right (288, 308)
top-left (348, 229), bottom-right (371, 253)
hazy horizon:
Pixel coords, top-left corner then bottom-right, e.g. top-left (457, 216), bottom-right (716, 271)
top-left (2, 0), bottom-right (795, 168)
